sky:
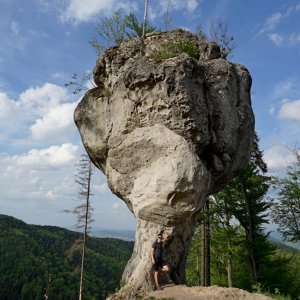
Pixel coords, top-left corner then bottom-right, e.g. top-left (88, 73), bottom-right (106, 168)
top-left (0, 0), bottom-right (299, 231)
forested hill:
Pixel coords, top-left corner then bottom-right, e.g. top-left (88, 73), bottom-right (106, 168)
top-left (0, 214), bottom-right (133, 300)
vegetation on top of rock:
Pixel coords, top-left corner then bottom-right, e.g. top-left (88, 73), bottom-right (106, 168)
top-left (148, 39), bottom-right (199, 60)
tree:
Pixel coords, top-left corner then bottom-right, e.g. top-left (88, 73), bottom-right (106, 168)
top-left (226, 135), bottom-right (273, 284)
top-left (65, 72), bottom-right (96, 95)
top-left (209, 19), bottom-right (234, 59)
top-left (163, 0), bottom-right (172, 31)
top-left (68, 11), bottom-right (155, 95)
top-left (65, 154), bottom-right (94, 300)
top-left (142, 0), bottom-right (149, 38)
top-left (90, 10), bottom-right (155, 56)
top-left (210, 193), bottom-right (238, 287)
top-left (270, 147), bottom-right (300, 242)
top-left (199, 199), bottom-right (211, 286)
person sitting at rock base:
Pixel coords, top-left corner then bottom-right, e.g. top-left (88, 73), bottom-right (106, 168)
top-left (151, 232), bottom-right (170, 290)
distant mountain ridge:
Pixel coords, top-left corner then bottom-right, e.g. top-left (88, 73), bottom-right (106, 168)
top-left (0, 214), bottom-right (133, 300)
top-left (89, 228), bottom-right (135, 241)
top-left (66, 226), bottom-right (136, 241)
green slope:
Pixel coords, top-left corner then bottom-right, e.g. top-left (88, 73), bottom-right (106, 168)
top-left (0, 214), bottom-right (133, 300)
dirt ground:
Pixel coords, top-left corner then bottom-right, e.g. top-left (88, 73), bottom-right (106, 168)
top-left (146, 284), bottom-right (274, 300)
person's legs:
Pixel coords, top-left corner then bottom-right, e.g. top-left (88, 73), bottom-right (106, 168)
top-left (154, 270), bottom-right (159, 289)
top-left (153, 258), bottom-right (163, 290)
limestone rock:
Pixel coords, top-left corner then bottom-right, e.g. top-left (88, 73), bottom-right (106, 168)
top-left (74, 29), bottom-right (255, 297)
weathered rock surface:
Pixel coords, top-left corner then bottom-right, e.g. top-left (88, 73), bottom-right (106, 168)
top-left (74, 29), bottom-right (255, 298)
top-left (147, 285), bottom-right (273, 300)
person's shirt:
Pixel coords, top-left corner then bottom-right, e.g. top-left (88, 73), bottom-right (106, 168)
top-left (152, 240), bottom-right (163, 258)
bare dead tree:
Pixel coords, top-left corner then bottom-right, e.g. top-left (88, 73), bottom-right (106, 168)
top-left (164, 0), bottom-right (172, 31)
top-left (209, 19), bottom-right (234, 59)
top-left (142, 0), bottom-right (149, 38)
top-left (65, 154), bottom-right (94, 300)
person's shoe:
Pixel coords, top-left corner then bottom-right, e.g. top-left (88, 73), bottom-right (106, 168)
top-left (157, 285), bottom-right (163, 290)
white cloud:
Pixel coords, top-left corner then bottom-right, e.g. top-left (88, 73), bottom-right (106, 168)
top-left (111, 200), bottom-right (127, 213)
top-left (159, 0), bottom-right (199, 12)
top-left (19, 82), bottom-right (69, 113)
top-left (52, 72), bottom-right (65, 79)
top-left (149, 0), bottom-right (201, 22)
top-left (30, 102), bottom-right (77, 141)
top-left (278, 99), bottom-right (300, 122)
top-left (268, 33), bottom-right (284, 46)
top-left (11, 143), bottom-right (79, 168)
top-left (273, 78), bottom-right (299, 99)
top-left (112, 202), bottom-right (121, 209)
top-left (93, 182), bottom-right (109, 193)
top-left (269, 104), bottom-right (275, 115)
top-left (0, 92), bottom-right (16, 121)
top-left (264, 145), bottom-right (296, 170)
top-left (259, 6), bottom-right (293, 35)
top-left (187, 0), bottom-right (199, 13)
top-left (11, 21), bottom-right (19, 35)
top-left (60, 0), bottom-right (138, 23)
top-left (289, 32), bottom-right (300, 45)
top-left (0, 83), bottom-right (77, 144)
top-left (260, 12), bottom-right (283, 33)
top-left (0, 144), bottom-right (79, 209)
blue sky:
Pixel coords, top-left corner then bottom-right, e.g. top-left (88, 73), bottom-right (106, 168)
top-left (0, 0), bottom-right (299, 231)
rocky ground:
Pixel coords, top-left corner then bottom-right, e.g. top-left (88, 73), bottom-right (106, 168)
top-left (146, 284), bottom-right (273, 300)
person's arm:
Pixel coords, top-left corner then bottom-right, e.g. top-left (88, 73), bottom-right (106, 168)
top-left (151, 243), bottom-right (156, 263)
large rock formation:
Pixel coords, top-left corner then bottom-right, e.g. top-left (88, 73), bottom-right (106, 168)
top-left (74, 29), bottom-right (255, 298)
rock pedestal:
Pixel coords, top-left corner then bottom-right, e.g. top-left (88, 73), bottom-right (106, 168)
top-left (74, 29), bottom-right (255, 299)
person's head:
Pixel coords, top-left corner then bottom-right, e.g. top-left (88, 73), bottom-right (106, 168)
top-left (157, 234), bottom-right (162, 242)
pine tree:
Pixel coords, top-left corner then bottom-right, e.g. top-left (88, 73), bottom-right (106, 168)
top-left (225, 135), bottom-right (273, 284)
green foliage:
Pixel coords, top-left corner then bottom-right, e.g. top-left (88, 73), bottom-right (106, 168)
top-left (65, 72), bottom-right (96, 95)
top-left (187, 136), bottom-right (300, 300)
top-left (92, 10), bottom-right (128, 49)
top-left (149, 39), bottom-right (199, 60)
top-left (222, 135), bottom-right (273, 285)
top-left (90, 10), bottom-right (155, 56)
top-left (270, 151), bottom-right (300, 242)
top-left (195, 25), bottom-right (208, 42)
top-left (125, 13), bottom-right (155, 39)
top-left (0, 214), bottom-right (133, 300)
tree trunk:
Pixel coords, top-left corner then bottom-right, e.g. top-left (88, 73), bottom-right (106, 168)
top-left (240, 183), bottom-right (258, 283)
top-left (109, 216), bottom-right (197, 299)
top-left (204, 201), bottom-right (210, 286)
top-left (200, 221), bottom-right (206, 286)
top-left (200, 200), bottom-right (210, 287)
top-left (227, 242), bottom-right (233, 288)
top-left (79, 160), bottom-right (92, 300)
top-left (142, 0), bottom-right (149, 38)
top-left (224, 196), bottom-right (233, 288)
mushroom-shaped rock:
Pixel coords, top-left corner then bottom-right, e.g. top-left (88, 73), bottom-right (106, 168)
top-left (74, 29), bottom-right (255, 298)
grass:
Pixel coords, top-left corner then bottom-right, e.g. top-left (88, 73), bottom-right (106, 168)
top-left (149, 39), bottom-right (199, 60)
top-left (252, 283), bottom-right (292, 300)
